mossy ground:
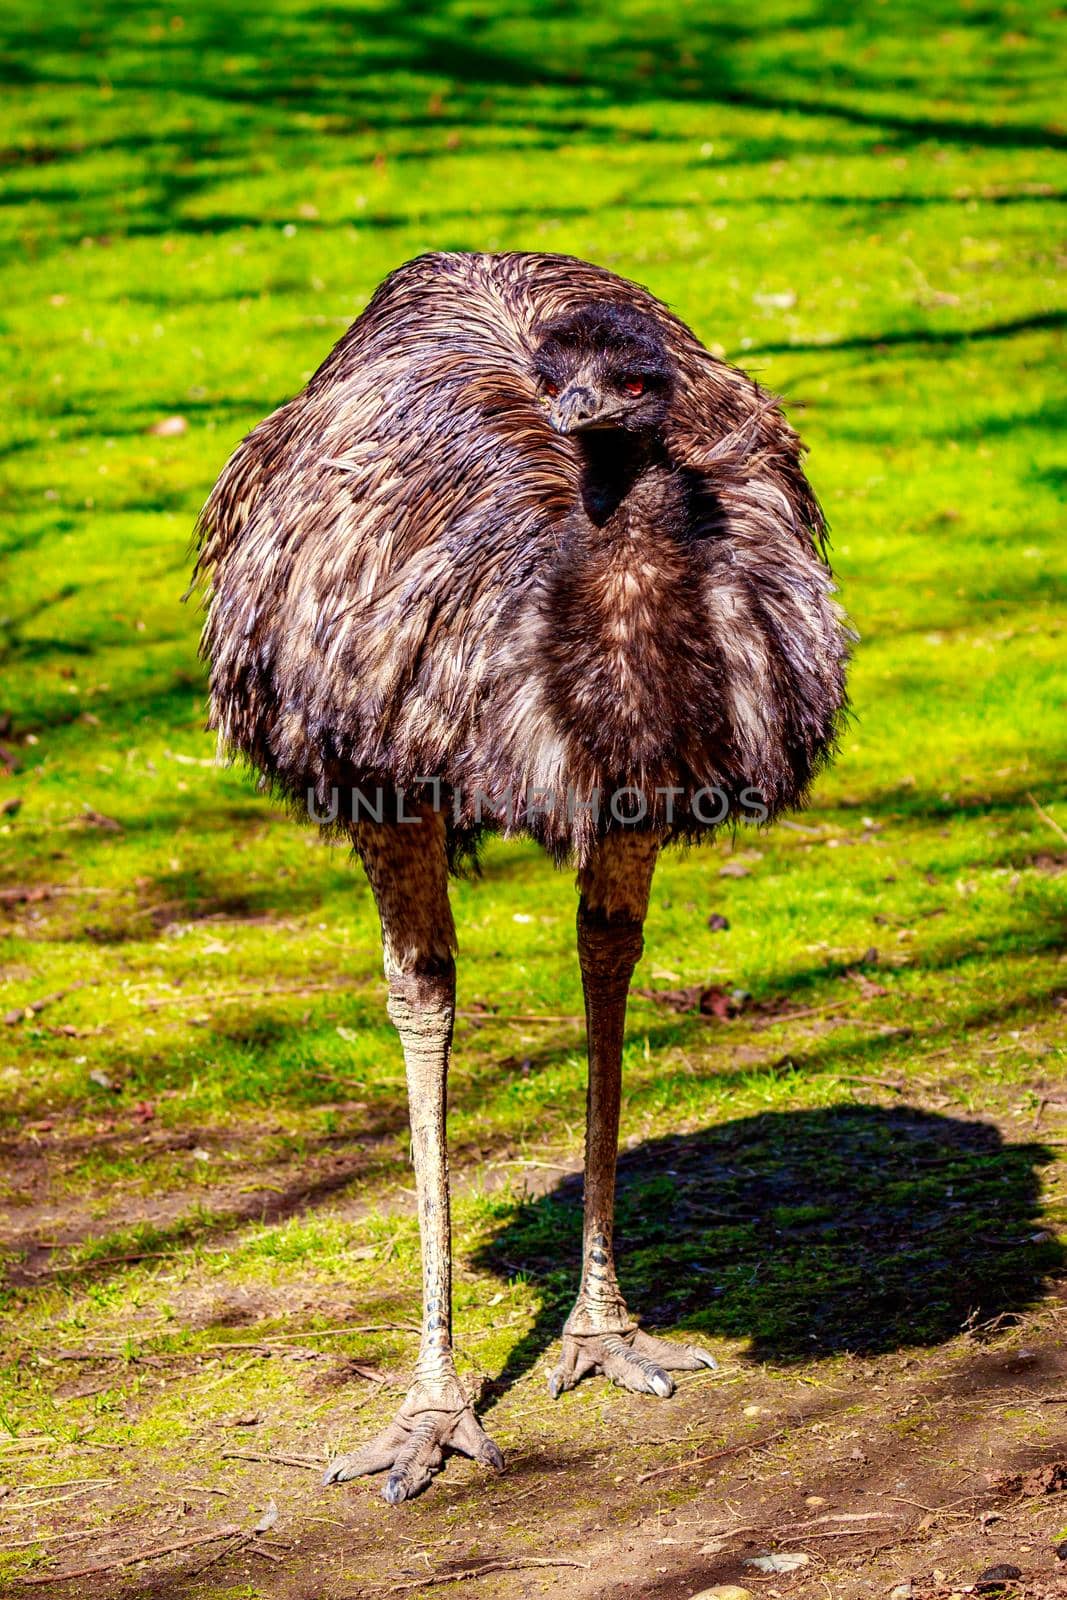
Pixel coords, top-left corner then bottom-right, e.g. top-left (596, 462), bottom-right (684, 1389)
top-left (1, 0), bottom-right (1065, 1595)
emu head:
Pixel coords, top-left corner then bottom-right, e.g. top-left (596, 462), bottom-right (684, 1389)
top-left (532, 302), bottom-right (676, 439)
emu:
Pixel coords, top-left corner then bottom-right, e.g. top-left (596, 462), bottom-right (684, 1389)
top-left (194, 251), bottom-right (848, 1504)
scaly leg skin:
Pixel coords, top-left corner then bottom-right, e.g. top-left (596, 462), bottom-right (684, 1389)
top-left (548, 831), bottom-right (716, 1402)
top-left (324, 810), bottom-right (503, 1503)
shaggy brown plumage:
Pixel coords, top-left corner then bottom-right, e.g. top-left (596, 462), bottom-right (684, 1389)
top-left (194, 250), bottom-right (848, 860)
top-left (192, 252), bottom-right (852, 1506)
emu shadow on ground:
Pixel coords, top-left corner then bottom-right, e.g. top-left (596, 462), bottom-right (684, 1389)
top-left (476, 1103), bottom-right (1060, 1396)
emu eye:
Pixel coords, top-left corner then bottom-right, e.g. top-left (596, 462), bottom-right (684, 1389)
top-left (542, 380), bottom-right (560, 398)
top-left (622, 377), bottom-right (645, 396)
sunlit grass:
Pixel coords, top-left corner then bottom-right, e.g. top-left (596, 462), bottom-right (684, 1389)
top-left (0, 0), bottom-right (1064, 1585)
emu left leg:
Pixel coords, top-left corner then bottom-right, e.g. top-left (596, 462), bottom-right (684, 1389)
top-left (324, 809), bottom-right (502, 1503)
top-left (549, 832), bottom-right (716, 1400)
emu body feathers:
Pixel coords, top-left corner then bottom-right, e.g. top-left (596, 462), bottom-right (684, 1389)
top-left (195, 250), bottom-right (848, 858)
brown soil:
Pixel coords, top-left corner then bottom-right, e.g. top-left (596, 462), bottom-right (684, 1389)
top-left (3, 1117), bottom-right (1066, 1600)
top-left (4, 1307), bottom-right (1066, 1596)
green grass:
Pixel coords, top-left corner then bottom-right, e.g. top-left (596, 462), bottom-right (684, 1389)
top-left (0, 0), bottom-right (1065, 1589)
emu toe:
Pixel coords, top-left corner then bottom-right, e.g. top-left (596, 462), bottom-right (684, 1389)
top-left (549, 1326), bottom-right (716, 1399)
top-left (324, 1378), bottom-right (504, 1505)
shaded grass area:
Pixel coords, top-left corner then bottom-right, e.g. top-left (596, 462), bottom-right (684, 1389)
top-left (0, 0), bottom-right (1065, 1594)
top-left (483, 1106), bottom-right (1060, 1367)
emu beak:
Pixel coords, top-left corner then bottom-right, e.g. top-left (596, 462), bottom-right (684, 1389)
top-left (549, 385), bottom-right (603, 435)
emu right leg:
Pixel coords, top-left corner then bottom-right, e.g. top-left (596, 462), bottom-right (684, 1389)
top-left (323, 810), bottom-right (503, 1504)
top-left (549, 831), bottom-right (715, 1399)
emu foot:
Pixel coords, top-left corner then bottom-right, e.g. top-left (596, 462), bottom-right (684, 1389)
top-left (548, 1322), bottom-right (716, 1399)
top-left (323, 1373), bottom-right (503, 1504)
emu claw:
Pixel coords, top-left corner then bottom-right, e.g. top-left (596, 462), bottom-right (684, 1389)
top-left (324, 1377), bottom-right (503, 1504)
top-left (548, 1326), bottom-right (716, 1399)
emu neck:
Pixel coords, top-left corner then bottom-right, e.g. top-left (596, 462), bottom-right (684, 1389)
top-left (574, 431), bottom-right (668, 528)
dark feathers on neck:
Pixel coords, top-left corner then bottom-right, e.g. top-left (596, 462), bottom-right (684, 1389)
top-left (574, 430), bottom-right (672, 526)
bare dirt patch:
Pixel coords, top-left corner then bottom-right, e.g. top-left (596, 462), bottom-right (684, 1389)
top-left (3, 1164), bottom-right (1065, 1598)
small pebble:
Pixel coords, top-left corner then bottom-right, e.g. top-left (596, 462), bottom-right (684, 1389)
top-left (687, 1588), bottom-right (753, 1600)
top-left (744, 1551), bottom-right (808, 1573)
top-left (976, 1565), bottom-right (1023, 1593)
top-left (147, 414), bottom-right (188, 436)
